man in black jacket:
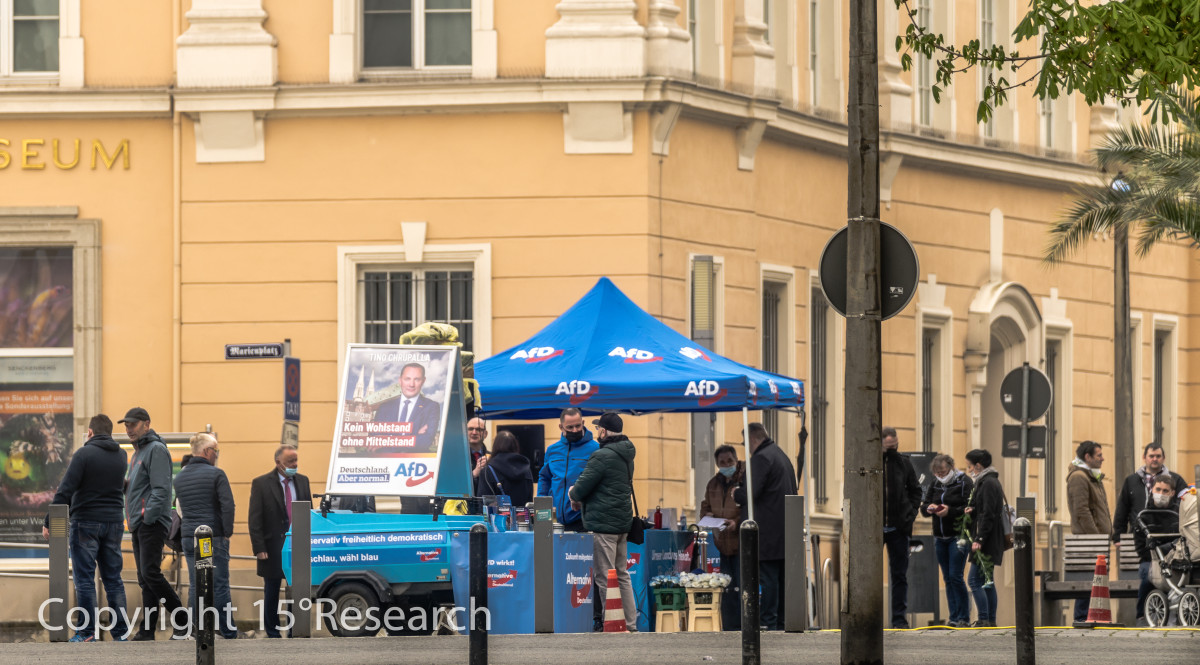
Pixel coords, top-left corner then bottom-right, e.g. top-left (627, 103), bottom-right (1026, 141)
top-left (1111, 443), bottom-right (1189, 624)
top-left (733, 422), bottom-right (797, 631)
top-left (42, 414), bottom-right (129, 641)
top-left (882, 426), bottom-right (922, 629)
top-left (247, 445), bottom-right (311, 638)
top-left (173, 433), bottom-right (237, 639)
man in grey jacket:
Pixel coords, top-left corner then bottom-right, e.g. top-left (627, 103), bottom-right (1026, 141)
top-left (121, 407), bottom-right (185, 640)
top-left (174, 433), bottom-right (237, 639)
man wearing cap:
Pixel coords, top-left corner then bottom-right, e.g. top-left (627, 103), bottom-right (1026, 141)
top-left (120, 407), bottom-right (186, 640)
top-left (568, 413), bottom-right (638, 632)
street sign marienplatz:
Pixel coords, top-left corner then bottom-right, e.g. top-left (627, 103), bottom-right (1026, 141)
top-left (225, 343), bottom-right (284, 360)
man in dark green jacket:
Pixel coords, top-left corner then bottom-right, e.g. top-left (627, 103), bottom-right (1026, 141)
top-left (569, 412), bottom-right (637, 632)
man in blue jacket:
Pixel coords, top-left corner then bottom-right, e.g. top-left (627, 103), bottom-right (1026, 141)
top-left (42, 414), bottom-right (129, 641)
top-left (537, 408), bottom-right (598, 531)
top-left (121, 407), bottom-right (186, 640)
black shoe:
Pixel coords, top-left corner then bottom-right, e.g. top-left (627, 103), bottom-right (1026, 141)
top-left (131, 632), bottom-right (155, 641)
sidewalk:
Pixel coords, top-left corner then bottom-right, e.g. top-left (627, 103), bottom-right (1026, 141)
top-left (2, 628), bottom-right (1197, 665)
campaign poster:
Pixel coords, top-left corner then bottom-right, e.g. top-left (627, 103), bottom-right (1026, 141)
top-left (0, 356), bottom-right (73, 548)
top-left (326, 344), bottom-right (457, 496)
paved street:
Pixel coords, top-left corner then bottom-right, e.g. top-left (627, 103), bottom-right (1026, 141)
top-left (2, 628), bottom-right (1197, 665)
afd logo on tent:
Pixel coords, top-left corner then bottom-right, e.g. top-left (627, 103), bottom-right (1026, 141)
top-left (679, 346), bottom-right (712, 362)
top-left (685, 380), bottom-right (727, 407)
top-left (609, 347), bottom-right (663, 363)
top-left (556, 380), bottom-right (599, 405)
top-left (768, 379), bottom-right (780, 401)
top-left (510, 347), bottom-right (564, 363)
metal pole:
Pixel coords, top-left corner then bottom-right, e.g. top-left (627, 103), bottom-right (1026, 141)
top-left (740, 521), bottom-right (760, 665)
top-left (1013, 517), bottom-right (1035, 665)
top-left (469, 523), bottom-right (488, 665)
top-left (784, 495), bottom-right (807, 632)
top-left (697, 529), bottom-right (709, 572)
top-left (48, 504), bottom-right (69, 642)
top-left (1019, 362), bottom-right (1030, 496)
top-left (533, 495), bottom-right (554, 633)
top-left (291, 499), bottom-right (312, 637)
top-left (742, 407), bottom-right (754, 523)
top-left (195, 525), bottom-right (215, 665)
top-left (843, 0), bottom-right (884, 662)
top-left (1113, 226), bottom-right (1135, 487)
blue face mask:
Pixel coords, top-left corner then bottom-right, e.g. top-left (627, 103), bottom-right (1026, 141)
top-left (283, 467), bottom-right (298, 477)
top-left (718, 465), bottom-right (736, 478)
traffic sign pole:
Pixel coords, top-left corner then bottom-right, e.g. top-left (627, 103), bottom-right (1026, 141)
top-left (1019, 362), bottom-right (1030, 497)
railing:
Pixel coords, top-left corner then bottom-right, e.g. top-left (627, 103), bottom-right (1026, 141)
top-left (819, 557), bottom-right (836, 630)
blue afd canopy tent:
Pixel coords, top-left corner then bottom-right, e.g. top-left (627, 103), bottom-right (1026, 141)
top-left (475, 277), bottom-right (804, 420)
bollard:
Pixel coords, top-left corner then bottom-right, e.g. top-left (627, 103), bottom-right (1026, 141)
top-left (48, 504), bottom-right (70, 642)
top-left (195, 525), bottom-right (215, 665)
top-left (1013, 517), bottom-right (1034, 665)
top-left (469, 523), bottom-right (488, 665)
top-left (697, 529), bottom-right (709, 572)
top-left (291, 500), bottom-right (312, 638)
top-left (533, 495), bottom-right (555, 633)
top-left (783, 495), bottom-right (807, 632)
top-left (740, 521), bottom-right (760, 665)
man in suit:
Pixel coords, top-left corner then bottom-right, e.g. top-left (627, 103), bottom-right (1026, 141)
top-left (247, 445), bottom-right (311, 638)
top-left (373, 363), bottom-right (442, 452)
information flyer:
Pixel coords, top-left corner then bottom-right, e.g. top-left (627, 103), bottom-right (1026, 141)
top-left (326, 344), bottom-right (457, 496)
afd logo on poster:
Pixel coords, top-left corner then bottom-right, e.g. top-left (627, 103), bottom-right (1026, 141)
top-left (510, 347), bottom-right (563, 363)
top-left (394, 462), bottom-right (435, 487)
top-left (684, 380), bottom-right (726, 407)
top-left (608, 347), bottom-right (662, 363)
top-left (555, 380), bottom-right (598, 405)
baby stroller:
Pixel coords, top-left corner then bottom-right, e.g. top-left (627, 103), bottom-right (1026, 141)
top-left (1143, 491), bottom-right (1200, 627)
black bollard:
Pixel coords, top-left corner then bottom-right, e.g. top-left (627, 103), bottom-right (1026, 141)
top-left (195, 525), bottom-right (214, 665)
top-left (740, 521), bottom-right (760, 665)
top-left (1013, 517), bottom-right (1035, 665)
top-left (469, 523), bottom-right (488, 665)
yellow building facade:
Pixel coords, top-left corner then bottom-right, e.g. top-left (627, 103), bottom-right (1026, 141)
top-left (0, 0), bottom-right (1195, 626)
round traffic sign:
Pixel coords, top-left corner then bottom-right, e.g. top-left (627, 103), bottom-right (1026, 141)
top-left (818, 222), bottom-right (919, 321)
top-left (1000, 365), bottom-right (1052, 422)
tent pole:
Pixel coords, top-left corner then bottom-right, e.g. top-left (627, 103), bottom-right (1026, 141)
top-left (742, 406), bottom-right (754, 523)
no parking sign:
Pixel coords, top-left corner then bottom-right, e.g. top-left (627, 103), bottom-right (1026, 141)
top-left (284, 356), bottom-right (301, 421)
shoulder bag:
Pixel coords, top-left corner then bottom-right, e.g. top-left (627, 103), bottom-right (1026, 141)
top-left (623, 457), bottom-right (651, 545)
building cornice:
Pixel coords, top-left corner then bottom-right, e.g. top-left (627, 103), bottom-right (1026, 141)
top-left (0, 78), bottom-right (1098, 185)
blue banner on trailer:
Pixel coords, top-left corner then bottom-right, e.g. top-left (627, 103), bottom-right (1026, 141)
top-left (475, 277), bottom-right (804, 419)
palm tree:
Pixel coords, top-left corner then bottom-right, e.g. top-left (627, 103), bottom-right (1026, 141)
top-left (1045, 90), bottom-right (1200, 261)
top-left (1043, 89), bottom-right (1200, 484)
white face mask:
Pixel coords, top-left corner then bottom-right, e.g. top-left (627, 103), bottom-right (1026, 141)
top-left (1152, 493), bottom-right (1171, 508)
top-left (935, 471), bottom-right (954, 485)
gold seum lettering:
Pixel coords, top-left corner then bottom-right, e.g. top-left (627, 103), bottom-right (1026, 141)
top-left (0, 139), bottom-right (130, 170)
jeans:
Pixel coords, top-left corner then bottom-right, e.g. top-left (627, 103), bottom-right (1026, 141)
top-left (934, 537), bottom-right (970, 624)
top-left (593, 533), bottom-right (637, 631)
top-left (68, 520), bottom-right (129, 639)
top-left (883, 529), bottom-right (910, 627)
top-left (759, 559), bottom-right (785, 631)
top-left (183, 536), bottom-right (237, 638)
top-left (1074, 596), bottom-right (1090, 622)
top-left (968, 561), bottom-right (998, 623)
top-left (719, 551), bottom-right (741, 631)
top-left (1136, 560), bottom-right (1154, 619)
top-left (130, 521), bottom-right (183, 635)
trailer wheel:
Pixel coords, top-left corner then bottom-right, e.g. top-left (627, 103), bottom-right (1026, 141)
top-left (1178, 590), bottom-right (1200, 627)
top-left (1144, 590), bottom-right (1169, 627)
top-left (325, 582), bottom-right (381, 637)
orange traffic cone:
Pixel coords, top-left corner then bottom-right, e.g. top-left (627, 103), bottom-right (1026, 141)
top-left (603, 568), bottom-right (627, 632)
top-left (1073, 554), bottom-right (1124, 628)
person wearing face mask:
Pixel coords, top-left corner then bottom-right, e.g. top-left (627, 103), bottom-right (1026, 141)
top-left (1131, 475), bottom-right (1183, 625)
top-left (173, 433), bottom-right (237, 639)
top-left (248, 445), bottom-right (311, 638)
top-left (537, 408), bottom-right (599, 533)
top-left (919, 453), bottom-right (973, 628)
top-left (881, 426), bottom-right (922, 629)
top-left (963, 448), bottom-right (1005, 627)
top-left (700, 445), bottom-right (744, 630)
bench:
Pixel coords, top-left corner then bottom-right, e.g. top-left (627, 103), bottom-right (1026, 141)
top-left (1036, 533), bottom-right (1139, 624)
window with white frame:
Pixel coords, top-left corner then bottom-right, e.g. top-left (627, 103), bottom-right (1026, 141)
top-left (1152, 318), bottom-right (1177, 458)
top-left (915, 0), bottom-right (932, 127)
top-left (1044, 338), bottom-right (1062, 513)
top-left (810, 285), bottom-right (832, 507)
top-left (917, 299), bottom-right (952, 454)
top-left (762, 0), bottom-right (771, 44)
top-left (1, 0), bottom-right (58, 76)
top-left (688, 0), bottom-right (697, 68)
top-left (808, 0), bottom-right (818, 106)
top-left (359, 266), bottom-right (474, 350)
top-left (761, 280), bottom-right (786, 435)
top-left (363, 0), bottom-right (471, 70)
top-left (980, 0), bottom-right (995, 139)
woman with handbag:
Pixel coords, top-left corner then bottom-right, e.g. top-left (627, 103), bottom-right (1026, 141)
top-left (963, 448), bottom-right (1006, 627)
top-left (474, 431), bottom-right (534, 508)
